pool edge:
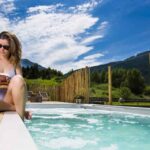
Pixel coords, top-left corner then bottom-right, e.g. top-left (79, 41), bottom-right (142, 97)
top-left (0, 112), bottom-right (38, 150)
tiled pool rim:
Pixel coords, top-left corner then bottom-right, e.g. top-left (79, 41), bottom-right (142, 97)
top-left (0, 103), bottom-right (150, 150)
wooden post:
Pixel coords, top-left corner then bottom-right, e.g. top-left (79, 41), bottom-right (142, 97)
top-left (149, 53), bottom-right (150, 64)
top-left (87, 67), bottom-right (90, 103)
top-left (85, 66), bottom-right (90, 103)
top-left (108, 66), bottom-right (112, 105)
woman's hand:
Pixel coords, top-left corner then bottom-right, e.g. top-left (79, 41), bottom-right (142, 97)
top-left (24, 111), bottom-right (32, 120)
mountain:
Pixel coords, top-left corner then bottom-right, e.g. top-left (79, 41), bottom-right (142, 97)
top-left (90, 50), bottom-right (150, 83)
top-left (21, 59), bottom-right (46, 70)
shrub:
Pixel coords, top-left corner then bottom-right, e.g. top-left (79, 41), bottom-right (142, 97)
top-left (91, 88), bottom-right (96, 94)
top-left (119, 87), bottom-right (132, 99)
top-left (144, 86), bottom-right (150, 96)
top-left (125, 69), bottom-right (145, 94)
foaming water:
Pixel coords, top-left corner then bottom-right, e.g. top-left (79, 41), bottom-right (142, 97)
top-left (25, 108), bottom-right (150, 150)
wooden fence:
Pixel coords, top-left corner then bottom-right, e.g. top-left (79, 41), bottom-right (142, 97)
top-left (57, 67), bottom-right (90, 103)
top-left (27, 67), bottom-right (90, 103)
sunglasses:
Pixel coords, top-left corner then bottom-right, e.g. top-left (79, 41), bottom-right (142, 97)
top-left (0, 44), bottom-right (10, 50)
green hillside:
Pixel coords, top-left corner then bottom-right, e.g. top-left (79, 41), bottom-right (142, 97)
top-left (91, 50), bottom-right (150, 84)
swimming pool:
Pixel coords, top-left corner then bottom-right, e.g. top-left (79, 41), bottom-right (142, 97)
top-left (25, 107), bottom-right (150, 150)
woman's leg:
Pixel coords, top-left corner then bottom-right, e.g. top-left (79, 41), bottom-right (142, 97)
top-left (3, 75), bottom-right (27, 120)
top-left (0, 101), bottom-right (15, 111)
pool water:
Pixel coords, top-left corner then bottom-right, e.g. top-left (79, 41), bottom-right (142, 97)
top-left (25, 108), bottom-right (150, 150)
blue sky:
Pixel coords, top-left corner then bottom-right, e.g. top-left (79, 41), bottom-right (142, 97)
top-left (0, 0), bottom-right (150, 73)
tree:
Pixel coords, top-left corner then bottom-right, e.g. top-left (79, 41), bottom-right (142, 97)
top-left (124, 69), bottom-right (145, 94)
top-left (22, 65), bottom-right (63, 80)
top-left (91, 71), bottom-right (101, 83)
top-left (29, 64), bottom-right (40, 79)
top-left (112, 68), bottom-right (127, 87)
top-left (100, 70), bottom-right (107, 83)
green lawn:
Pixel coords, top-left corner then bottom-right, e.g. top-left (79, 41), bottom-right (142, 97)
top-left (25, 78), bottom-right (60, 86)
top-left (90, 83), bottom-right (150, 99)
top-left (90, 83), bottom-right (150, 107)
top-left (112, 102), bottom-right (150, 107)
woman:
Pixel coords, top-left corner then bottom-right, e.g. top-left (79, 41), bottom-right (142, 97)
top-left (0, 31), bottom-right (30, 120)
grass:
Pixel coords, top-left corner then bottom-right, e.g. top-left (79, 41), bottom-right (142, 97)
top-left (90, 83), bottom-right (150, 99)
top-left (90, 83), bottom-right (122, 98)
top-left (90, 83), bottom-right (150, 107)
top-left (25, 77), bottom-right (60, 86)
top-left (112, 102), bottom-right (150, 107)
top-left (90, 83), bottom-right (108, 97)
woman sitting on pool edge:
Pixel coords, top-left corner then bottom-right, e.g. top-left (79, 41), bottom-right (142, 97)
top-left (0, 31), bottom-right (31, 120)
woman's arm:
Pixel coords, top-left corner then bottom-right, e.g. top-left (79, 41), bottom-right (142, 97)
top-left (15, 63), bottom-right (23, 75)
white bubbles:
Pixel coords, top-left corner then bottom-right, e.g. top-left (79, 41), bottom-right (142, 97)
top-left (44, 137), bottom-right (96, 149)
top-left (100, 144), bottom-right (118, 150)
top-left (87, 118), bottom-right (99, 124)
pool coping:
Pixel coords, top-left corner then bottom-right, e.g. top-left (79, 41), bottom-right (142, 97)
top-left (0, 112), bottom-right (3, 122)
top-left (0, 111), bottom-right (38, 150)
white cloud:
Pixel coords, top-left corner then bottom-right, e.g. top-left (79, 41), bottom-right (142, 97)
top-left (55, 57), bottom-right (102, 73)
top-left (0, 0), bottom-right (108, 73)
top-left (98, 21), bottom-right (108, 34)
top-left (0, 0), bottom-right (16, 14)
top-left (81, 21), bottom-right (108, 45)
top-left (27, 3), bottom-right (64, 14)
top-left (98, 21), bottom-right (108, 30)
top-left (54, 53), bottom-right (104, 73)
top-left (81, 35), bottom-right (103, 44)
top-left (69, 0), bottom-right (103, 13)
top-left (0, 15), bottom-right (10, 30)
top-left (84, 53), bottom-right (104, 60)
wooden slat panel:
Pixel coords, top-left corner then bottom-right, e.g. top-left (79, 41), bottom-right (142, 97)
top-left (58, 67), bottom-right (90, 103)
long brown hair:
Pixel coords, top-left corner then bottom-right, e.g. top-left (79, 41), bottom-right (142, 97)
top-left (0, 31), bottom-right (22, 66)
